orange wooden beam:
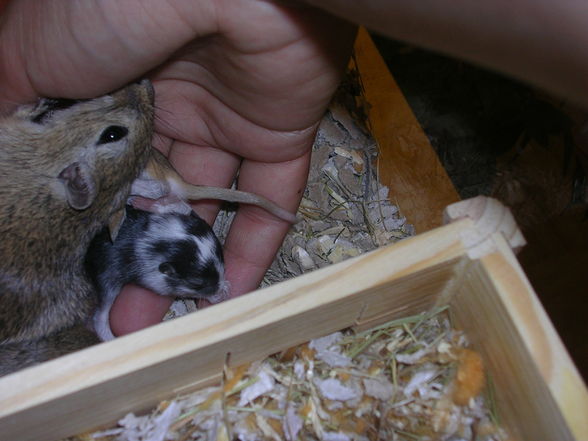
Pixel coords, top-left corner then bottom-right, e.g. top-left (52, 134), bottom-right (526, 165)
top-left (352, 27), bottom-right (460, 233)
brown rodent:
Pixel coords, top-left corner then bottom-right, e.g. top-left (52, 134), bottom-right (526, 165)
top-left (130, 149), bottom-right (299, 223)
top-left (0, 80), bottom-right (154, 375)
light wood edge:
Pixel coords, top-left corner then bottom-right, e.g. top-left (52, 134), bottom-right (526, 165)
top-left (351, 27), bottom-right (460, 233)
top-left (439, 200), bottom-right (587, 440)
top-left (451, 254), bottom-right (571, 440)
top-left (0, 220), bottom-right (471, 441)
top-left (481, 234), bottom-right (588, 440)
top-left (443, 196), bottom-right (526, 258)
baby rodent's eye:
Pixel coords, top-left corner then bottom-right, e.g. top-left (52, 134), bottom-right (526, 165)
top-left (159, 262), bottom-right (177, 277)
top-left (97, 126), bottom-right (129, 145)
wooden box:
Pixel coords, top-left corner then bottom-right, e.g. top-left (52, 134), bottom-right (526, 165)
top-left (0, 196), bottom-right (586, 441)
top-left (1, 28), bottom-right (586, 441)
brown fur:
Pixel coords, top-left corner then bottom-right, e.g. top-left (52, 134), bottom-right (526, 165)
top-left (0, 82), bottom-right (154, 375)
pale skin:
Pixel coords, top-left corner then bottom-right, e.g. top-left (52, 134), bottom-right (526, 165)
top-left (0, 0), bottom-right (586, 337)
top-left (302, 0), bottom-right (588, 108)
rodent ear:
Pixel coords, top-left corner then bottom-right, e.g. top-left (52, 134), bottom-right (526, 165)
top-left (108, 207), bottom-right (127, 241)
top-left (57, 161), bottom-right (97, 210)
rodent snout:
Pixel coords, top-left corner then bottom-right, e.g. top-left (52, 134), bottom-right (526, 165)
top-left (119, 79), bottom-right (154, 110)
top-left (137, 79), bottom-right (155, 104)
top-left (206, 279), bottom-right (231, 304)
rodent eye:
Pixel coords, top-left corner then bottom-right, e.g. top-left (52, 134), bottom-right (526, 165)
top-left (97, 125), bottom-right (129, 145)
top-left (159, 262), bottom-right (177, 277)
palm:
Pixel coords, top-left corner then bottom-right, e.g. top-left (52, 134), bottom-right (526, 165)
top-left (150, 1), bottom-right (352, 186)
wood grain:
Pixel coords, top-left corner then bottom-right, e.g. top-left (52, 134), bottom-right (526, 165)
top-left (451, 234), bottom-right (588, 441)
top-left (0, 220), bottom-right (471, 441)
top-left (352, 28), bottom-right (460, 233)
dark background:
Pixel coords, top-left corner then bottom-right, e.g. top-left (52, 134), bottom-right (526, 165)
top-left (373, 35), bottom-right (588, 380)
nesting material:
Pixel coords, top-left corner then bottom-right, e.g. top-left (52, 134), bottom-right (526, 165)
top-left (88, 308), bottom-right (506, 441)
top-left (260, 102), bottom-right (412, 286)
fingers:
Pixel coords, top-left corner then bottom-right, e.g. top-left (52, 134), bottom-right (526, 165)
top-left (167, 139), bottom-right (242, 225)
top-left (109, 284), bottom-right (173, 337)
top-left (0, 0), bottom-right (218, 106)
top-left (222, 150), bottom-right (312, 296)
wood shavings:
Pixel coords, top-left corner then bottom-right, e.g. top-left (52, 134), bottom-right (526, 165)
top-left (95, 401), bottom-right (181, 441)
top-left (362, 376), bottom-right (394, 400)
top-left (309, 332), bottom-right (352, 368)
top-left (403, 368), bottom-right (439, 397)
top-left (258, 98), bottom-right (412, 288)
top-left (314, 378), bottom-right (360, 402)
top-left (86, 309), bottom-right (507, 441)
top-left (291, 246), bottom-right (316, 271)
top-left (238, 370), bottom-right (275, 406)
top-left (283, 406), bottom-right (303, 440)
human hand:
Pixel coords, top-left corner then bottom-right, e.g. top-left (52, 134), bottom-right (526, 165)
top-left (0, 0), bottom-right (356, 335)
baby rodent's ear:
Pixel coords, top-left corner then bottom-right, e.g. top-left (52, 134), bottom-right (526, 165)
top-left (108, 207), bottom-right (127, 241)
top-left (57, 161), bottom-right (97, 210)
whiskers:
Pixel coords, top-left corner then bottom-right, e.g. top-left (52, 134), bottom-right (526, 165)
top-left (207, 278), bottom-right (231, 304)
top-left (152, 106), bottom-right (183, 154)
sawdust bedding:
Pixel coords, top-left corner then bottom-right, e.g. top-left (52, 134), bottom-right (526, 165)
top-left (88, 309), bottom-right (505, 441)
top-left (72, 98), bottom-right (507, 441)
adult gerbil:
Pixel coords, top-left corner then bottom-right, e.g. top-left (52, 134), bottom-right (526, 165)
top-left (0, 81), bottom-right (154, 375)
top-left (86, 205), bottom-right (228, 341)
top-left (130, 149), bottom-right (299, 223)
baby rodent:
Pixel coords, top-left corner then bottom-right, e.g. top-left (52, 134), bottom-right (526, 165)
top-left (0, 81), bottom-right (154, 375)
top-left (86, 205), bottom-right (228, 341)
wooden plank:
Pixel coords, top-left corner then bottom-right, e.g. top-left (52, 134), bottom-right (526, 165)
top-left (0, 220), bottom-right (471, 441)
top-left (451, 234), bottom-right (588, 441)
top-left (351, 27), bottom-right (460, 233)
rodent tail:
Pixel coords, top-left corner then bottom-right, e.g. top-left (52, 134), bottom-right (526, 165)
top-left (182, 185), bottom-right (299, 223)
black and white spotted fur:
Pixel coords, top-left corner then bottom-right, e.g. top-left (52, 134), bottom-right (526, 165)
top-left (85, 206), bottom-right (228, 341)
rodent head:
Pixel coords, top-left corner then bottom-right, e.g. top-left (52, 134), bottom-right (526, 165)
top-left (135, 211), bottom-right (229, 302)
top-left (0, 81), bottom-right (154, 248)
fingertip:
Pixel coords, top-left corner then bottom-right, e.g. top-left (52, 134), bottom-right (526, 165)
top-left (109, 284), bottom-right (173, 336)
